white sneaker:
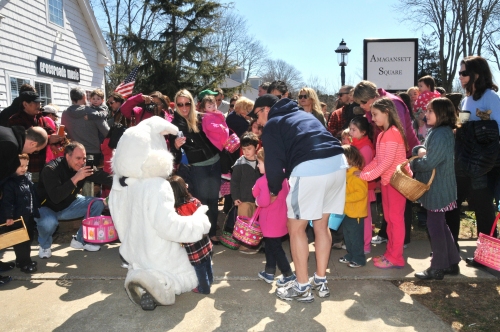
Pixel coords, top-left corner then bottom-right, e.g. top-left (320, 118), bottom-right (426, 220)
top-left (371, 235), bottom-right (388, 244)
top-left (70, 238), bottom-right (100, 252)
top-left (39, 247), bottom-right (52, 259)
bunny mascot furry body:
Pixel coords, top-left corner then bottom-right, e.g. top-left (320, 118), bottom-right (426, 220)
top-left (109, 117), bottom-right (211, 310)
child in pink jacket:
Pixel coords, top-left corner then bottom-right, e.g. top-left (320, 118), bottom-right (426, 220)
top-left (253, 148), bottom-right (296, 287)
top-left (200, 95), bottom-right (229, 151)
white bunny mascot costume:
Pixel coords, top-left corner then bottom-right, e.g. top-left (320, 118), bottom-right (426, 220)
top-left (109, 117), bottom-right (211, 310)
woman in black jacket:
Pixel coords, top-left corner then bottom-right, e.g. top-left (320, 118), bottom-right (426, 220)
top-left (169, 89), bottom-right (221, 244)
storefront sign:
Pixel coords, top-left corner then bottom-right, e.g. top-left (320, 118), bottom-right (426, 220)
top-left (364, 39), bottom-right (418, 91)
top-left (37, 57), bottom-right (80, 82)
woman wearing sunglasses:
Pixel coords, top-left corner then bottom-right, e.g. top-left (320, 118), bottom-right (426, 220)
top-left (168, 89), bottom-right (222, 245)
top-left (297, 87), bottom-right (326, 127)
top-left (447, 56), bottom-right (500, 268)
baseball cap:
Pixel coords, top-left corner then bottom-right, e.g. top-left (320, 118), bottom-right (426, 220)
top-left (19, 91), bottom-right (42, 103)
top-left (248, 94), bottom-right (279, 119)
top-left (41, 105), bottom-right (59, 117)
top-left (198, 89), bottom-right (218, 101)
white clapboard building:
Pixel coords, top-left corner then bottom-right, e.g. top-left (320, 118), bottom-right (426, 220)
top-left (0, 0), bottom-right (111, 110)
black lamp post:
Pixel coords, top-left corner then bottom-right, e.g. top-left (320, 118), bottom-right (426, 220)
top-left (335, 39), bottom-right (351, 86)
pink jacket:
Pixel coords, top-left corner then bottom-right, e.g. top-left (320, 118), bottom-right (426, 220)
top-left (360, 126), bottom-right (410, 185)
top-left (201, 111), bottom-right (229, 151)
top-left (252, 176), bottom-right (289, 238)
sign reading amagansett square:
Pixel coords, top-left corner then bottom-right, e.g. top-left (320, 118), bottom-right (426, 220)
top-left (363, 38), bottom-right (418, 92)
top-left (37, 57), bottom-right (80, 82)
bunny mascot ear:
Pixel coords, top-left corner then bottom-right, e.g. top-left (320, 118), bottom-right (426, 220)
top-left (112, 117), bottom-right (178, 180)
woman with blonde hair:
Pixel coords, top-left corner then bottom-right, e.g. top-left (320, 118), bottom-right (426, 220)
top-left (298, 87), bottom-right (326, 126)
top-left (168, 89), bottom-right (222, 244)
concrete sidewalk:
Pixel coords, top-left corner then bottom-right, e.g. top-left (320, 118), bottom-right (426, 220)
top-left (0, 239), bottom-right (498, 332)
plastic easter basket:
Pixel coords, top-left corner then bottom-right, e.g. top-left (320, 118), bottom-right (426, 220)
top-left (223, 130), bottom-right (240, 153)
top-left (82, 199), bottom-right (118, 244)
top-left (474, 212), bottom-right (500, 271)
top-left (220, 207), bottom-right (240, 250)
top-left (390, 156), bottom-right (435, 202)
top-left (233, 207), bottom-right (263, 246)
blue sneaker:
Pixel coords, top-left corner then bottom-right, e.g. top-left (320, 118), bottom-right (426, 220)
top-left (258, 271), bottom-right (274, 284)
top-left (276, 274), bottom-right (297, 287)
top-left (276, 281), bottom-right (314, 303)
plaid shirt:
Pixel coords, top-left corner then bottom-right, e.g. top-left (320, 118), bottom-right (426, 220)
top-left (327, 107), bottom-right (344, 138)
top-left (176, 199), bottom-right (213, 265)
top-left (9, 111), bottom-right (55, 174)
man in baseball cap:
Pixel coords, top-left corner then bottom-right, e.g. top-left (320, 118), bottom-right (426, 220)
top-left (248, 94), bottom-right (279, 123)
top-left (259, 90), bottom-right (346, 303)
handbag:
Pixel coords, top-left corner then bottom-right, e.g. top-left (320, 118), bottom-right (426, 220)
top-left (473, 212), bottom-right (500, 271)
top-left (108, 112), bottom-right (127, 149)
top-left (219, 206), bottom-right (240, 250)
top-left (0, 217), bottom-right (30, 250)
top-left (308, 213), bottom-right (346, 231)
top-left (82, 199), bottom-right (118, 244)
top-left (233, 207), bottom-right (263, 246)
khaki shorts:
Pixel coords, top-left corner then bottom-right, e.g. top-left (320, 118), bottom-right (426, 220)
top-left (287, 169), bottom-right (346, 220)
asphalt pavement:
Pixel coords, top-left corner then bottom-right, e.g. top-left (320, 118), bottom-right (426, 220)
top-left (1, 237), bottom-right (498, 332)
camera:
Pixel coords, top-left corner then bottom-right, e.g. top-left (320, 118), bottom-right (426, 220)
top-left (144, 102), bottom-right (157, 113)
top-left (86, 155), bottom-right (95, 169)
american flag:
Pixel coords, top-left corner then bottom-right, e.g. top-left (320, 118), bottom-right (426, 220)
top-left (114, 67), bottom-right (138, 99)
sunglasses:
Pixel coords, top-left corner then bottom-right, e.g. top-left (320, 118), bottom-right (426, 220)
top-left (215, 99), bottom-right (222, 102)
top-left (254, 107), bottom-right (265, 117)
top-left (176, 102), bottom-right (192, 108)
top-left (298, 95), bottom-right (308, 99)
top-left (230, 104), bottom-right (234, 108)
top-left (108, 100), bottom-right (116, 105)
top-left (459, 70), bottom-right (469, 77)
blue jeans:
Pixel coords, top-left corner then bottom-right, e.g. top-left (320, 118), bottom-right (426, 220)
top-left (190, 161), bottom-right (221, 237)
top-left (193, 257), bottom-right (213, 294)
top-left (35, 195), bottom-right (104, 249)
top-left (342, 216), bottom-right (366, 266)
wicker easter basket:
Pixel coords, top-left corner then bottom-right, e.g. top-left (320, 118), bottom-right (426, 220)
top-left (219, 207), bottom-right (240, 250)
top-left (390, 156), bottom-right (435, 202)
top-left (0, 217), bottom-right (30, 250)
top-left (233, 207), bottom-right (263, 246)
top-left (474, 212), bottom-right (500, 271)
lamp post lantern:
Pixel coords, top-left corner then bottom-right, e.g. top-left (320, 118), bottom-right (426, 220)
top-left (335, 39), bottom-right (351, 86)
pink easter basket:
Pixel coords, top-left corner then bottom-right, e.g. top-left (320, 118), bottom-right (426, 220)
top-left (233, 207), bottom-right (263, 246)
top-left (223, 130), bottom-right (240, 153)
top-left (82, 199), bottom-right (118, 244)
top-left (474, 212), bottom-right (500, 271)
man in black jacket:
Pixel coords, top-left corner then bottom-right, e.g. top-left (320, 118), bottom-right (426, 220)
top-left (0, 84), bottom-right (36, 127)
top-left (0, 125), bottom-right (47, 284)
top-left (35, 142), bottom-right (112, 259)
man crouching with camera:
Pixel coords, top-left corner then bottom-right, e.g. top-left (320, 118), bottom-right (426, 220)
top-left (35, 142), bottom-right (113, 259)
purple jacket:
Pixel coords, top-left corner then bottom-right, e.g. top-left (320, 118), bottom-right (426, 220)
top-left (252, 176), bottom-right (289, 238)
top-left (366, 89), bottom-right (419, 157)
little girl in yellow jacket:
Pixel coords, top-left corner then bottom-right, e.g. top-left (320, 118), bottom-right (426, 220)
top-left (338, 145), bottom-right (368, 268)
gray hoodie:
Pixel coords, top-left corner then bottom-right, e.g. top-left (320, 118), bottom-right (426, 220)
top-left (61, 105), bottom-right (109, 154)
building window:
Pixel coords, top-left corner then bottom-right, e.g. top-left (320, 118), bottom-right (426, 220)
top-left (48, 0), bottom-right (64, 26)
top-left (10, 77), bottom-right (30, 99)
top-left (35, 82), bottom-right (52, 106)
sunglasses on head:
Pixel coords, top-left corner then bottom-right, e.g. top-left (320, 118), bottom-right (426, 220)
top-left (459, 70), bottom-right (469, 77)
top-left (298, 94), bottom-right (308, 99)
top-left (176, 102), bottom-right (192, 108)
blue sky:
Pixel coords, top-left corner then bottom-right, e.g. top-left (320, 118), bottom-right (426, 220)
top-left (221, 0), bottom-right (426, 92)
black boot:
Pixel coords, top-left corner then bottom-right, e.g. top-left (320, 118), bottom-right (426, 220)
top-left (443, 263), bottom-right (460, 275)
top-left (465, 257), bottom-right (485, 268)
top-left (415, 267), bottom-right (444, 280)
